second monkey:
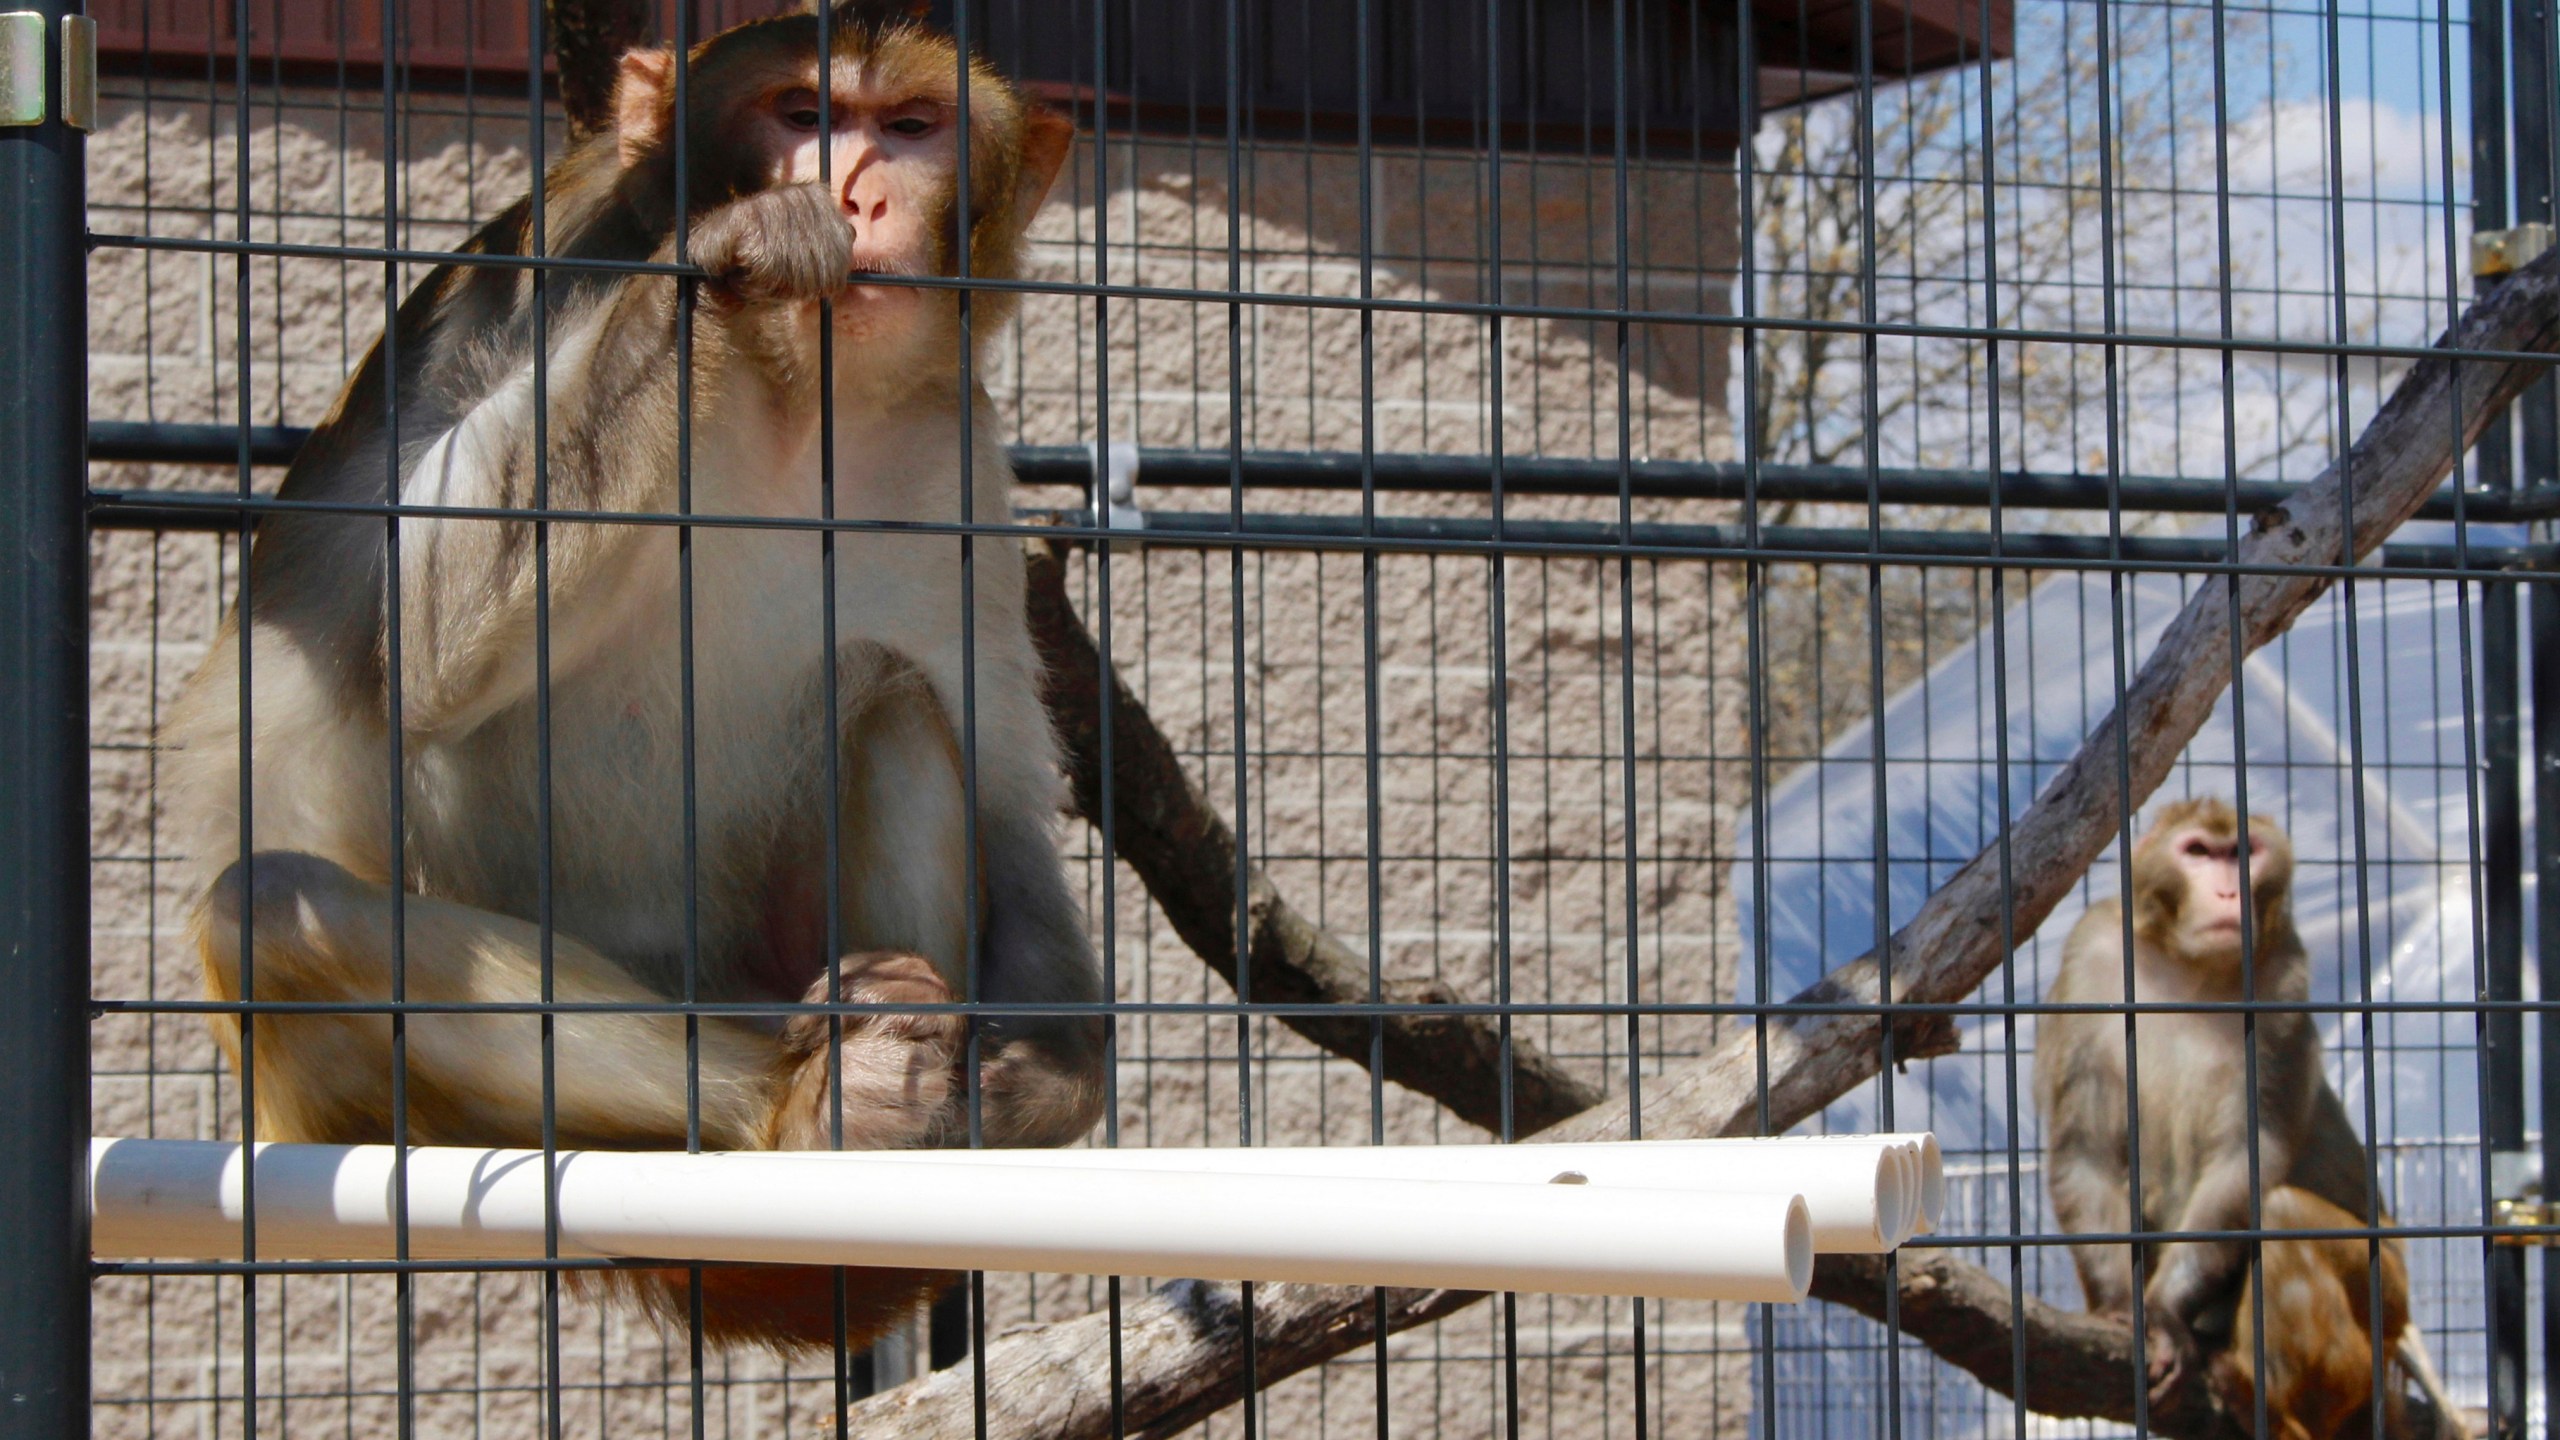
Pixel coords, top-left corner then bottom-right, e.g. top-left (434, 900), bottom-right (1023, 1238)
top-left (2036, 798), bottom-right (2460, 1439)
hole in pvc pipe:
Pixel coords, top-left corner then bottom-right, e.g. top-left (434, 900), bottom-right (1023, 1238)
top-left (1782, 1195), bottom-right (1814, 1297)
top-left (1873, 1154), bottom-right (1911, 1247)
top-left (1916, 1135), bottom-right (1945, 1232)
top-left (1548, 1170), bottom-right (1589, 1185)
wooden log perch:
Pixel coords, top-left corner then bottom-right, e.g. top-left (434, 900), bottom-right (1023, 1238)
top-left (1810, 1252), bottom-right (2463, 1440)
top-left (841, 1281), bottom-right (1483, 1440)
top-left (1024, 541), bottom-right (1607, 1137)
top-left (833, 249), bottom-right (2560, 1440)
top-left (1811, 1250), bottom-right (2242, 1440)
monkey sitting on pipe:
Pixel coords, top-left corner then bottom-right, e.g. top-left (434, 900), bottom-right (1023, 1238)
top-left (159, 0), bottom-right (1099, 1353)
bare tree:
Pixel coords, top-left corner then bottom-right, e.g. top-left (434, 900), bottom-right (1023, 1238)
top-left (1738, 3), bottom-right (2425, 759)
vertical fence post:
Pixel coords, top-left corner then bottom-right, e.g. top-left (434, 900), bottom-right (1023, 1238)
top-left (2469, 0), bottom-right (2533, 1428)
top-left (2514, 0), bottom-right (2560, 1417)
top-left (2485, 567), bottom-right (2531, 1440)
top-left (0, 0), bottom-right (91, 1434)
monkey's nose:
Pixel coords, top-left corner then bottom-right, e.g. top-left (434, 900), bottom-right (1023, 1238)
top-left (839, 180), bottom-right (890, 237)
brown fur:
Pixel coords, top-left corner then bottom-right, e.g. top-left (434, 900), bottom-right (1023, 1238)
top-left (161, 3), bottom-right (1097, 1356)
top-left (2207, 1187), bottom-right (2409, 1440)
top-left (2038, 799), bottom-right (2418, 1423)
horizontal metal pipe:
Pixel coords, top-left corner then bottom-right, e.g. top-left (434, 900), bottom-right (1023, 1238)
top-left (85, 423), bottom-right (2560, 523)
top-left (89, 1138), bottom-right (1816, 1302)
top-left (1120, 510), bottom-right (2553, 572)
top-left (79, 487), bottom-right (2554, 572)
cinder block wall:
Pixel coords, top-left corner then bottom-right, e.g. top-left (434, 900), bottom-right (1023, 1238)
top-left (83, 83), bottom-right (1757, 1440)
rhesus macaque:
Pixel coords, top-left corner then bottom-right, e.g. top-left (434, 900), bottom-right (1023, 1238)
top-left (159, 1), bottom-right (1101, 1351)
top-left (2036, 798), bottom-right (2462, 1438)
top-left (2208, 1185), bottom-right (2411, 1440)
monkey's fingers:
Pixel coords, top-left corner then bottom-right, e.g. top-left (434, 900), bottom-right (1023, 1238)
top-left (694, 182), bottom-right (855, 305)
top-left (765, 953), bottom-right (968, 1152)
top-left (2144, 1320), bottom-right (2196, 1406)
top-left (777, 952), bottom-right (958, 1053)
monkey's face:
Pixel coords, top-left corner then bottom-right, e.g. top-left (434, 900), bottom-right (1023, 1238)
top-left (2163, 825), bottom-right (2251, 959)
top-left (2140, 818), bottom-right (2292, 964)
top-left (751, 75), bottom-right (961, 321)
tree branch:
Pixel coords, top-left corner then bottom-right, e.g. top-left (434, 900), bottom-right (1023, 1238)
top-left (837, 249), bottom-right (2560, 1440)
top-left (1810, 1252), bottom-right (2244, 1440)
top-left (1022, 542), bottom-right (1607, 1138)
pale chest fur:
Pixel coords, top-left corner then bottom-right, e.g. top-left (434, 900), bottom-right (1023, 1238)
top-left (400, 389), bottom-right (997, 998)
top-left (2121, 944), bottom-right (2251, 1227)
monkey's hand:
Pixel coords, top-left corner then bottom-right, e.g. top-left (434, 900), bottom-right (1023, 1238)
top-left (973, 1028), bottom-right (1109, 1149)
top-left (2142, 1300), bottom-right (2199, 1405)
top-left (690, 183), bottom-right (855, 306)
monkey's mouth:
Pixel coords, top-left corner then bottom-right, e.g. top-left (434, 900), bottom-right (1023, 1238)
top-left (839, 265), bottom-right (925, 289)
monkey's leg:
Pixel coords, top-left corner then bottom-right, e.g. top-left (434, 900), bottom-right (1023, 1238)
top-left (838, 671), bottom-right (1106, 1149)
top-left (198, 849), bottom-right (779, 1149)
top-left (671, 953), bottom-right (966, 1353)
top-left (203, 850), bottom-right (955, 1352)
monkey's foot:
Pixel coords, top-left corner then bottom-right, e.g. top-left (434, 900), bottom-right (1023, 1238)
top-left (766, 953), bottom-right (964, 1151)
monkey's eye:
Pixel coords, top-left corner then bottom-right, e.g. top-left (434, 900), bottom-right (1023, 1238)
top-left (885, 114), bottom-right (935, 137)
top-left (2182, 839), bottom-right (2211, 858)
top-left (776, 90), bottom-right (825, 131)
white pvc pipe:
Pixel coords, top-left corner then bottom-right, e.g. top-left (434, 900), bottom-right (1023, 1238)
top-left (1678, 1134), bottom-right (1941, 1237)
top-left (90, 1139), bottom-right (1813, 1303)
top-left (831, 1137), bottom-right (1920, 1253)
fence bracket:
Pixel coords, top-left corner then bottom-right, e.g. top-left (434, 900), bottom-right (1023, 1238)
top-left (0, 12), bottom-right (41, 125)
top-left (59, 13), bottom-right (91, 129)
top-left (2492, 1197), bottom-right (2560, 1244)
top-left (2477, 223), bottom-right (2557, 279)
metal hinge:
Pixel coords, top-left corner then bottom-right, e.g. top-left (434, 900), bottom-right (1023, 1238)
top-left (2474, 222), bottom-right (2556, 278)
top-left (2490, 1151), bottom-right (2555, 1244)
top-left (2493, 1197), bottom-right (2560, 1244)
top-left (0, 12), bottom-right (94, 130)
top-left (61, 14), bottom-right (92, 129)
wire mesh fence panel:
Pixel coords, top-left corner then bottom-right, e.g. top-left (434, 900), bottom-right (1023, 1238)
top-left (34, 0), bottom-right (2560, 1437)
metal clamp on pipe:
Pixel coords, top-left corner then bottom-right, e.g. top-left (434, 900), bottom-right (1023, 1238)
top-left (1090, 439), bottom-right (1145, 552)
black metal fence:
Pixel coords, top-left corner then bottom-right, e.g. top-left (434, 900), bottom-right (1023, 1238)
top-left (4, 0), bottom-right (2558, 1435)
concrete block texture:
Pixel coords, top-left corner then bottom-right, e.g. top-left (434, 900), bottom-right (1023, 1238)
top-left (82, 83), bottom-right (1758, 1440)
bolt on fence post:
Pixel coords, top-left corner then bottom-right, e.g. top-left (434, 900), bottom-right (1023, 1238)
top-left (0, 0), bottom-right (91, 1435)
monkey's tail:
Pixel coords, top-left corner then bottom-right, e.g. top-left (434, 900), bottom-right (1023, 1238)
top-left (2393, 1324), bottom-right (2470, 1440)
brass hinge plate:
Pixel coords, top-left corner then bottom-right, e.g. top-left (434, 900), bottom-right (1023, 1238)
top-left (0, 11), bottom-right (90, 129)
top-left (2492, 1196), bottom-right (2560, 1244)
top-left (0, 13), bottom-right (42, 126)
top-left (2475, 222), bottom-right (2556, 279)
top-left (61, 14), bottom-right (93, 130)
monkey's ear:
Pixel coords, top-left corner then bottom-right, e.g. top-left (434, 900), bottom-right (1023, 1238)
top-left (1013, 106), bottom-right (1073, 224)
top-left (613, 47), bottom-right (677, 167)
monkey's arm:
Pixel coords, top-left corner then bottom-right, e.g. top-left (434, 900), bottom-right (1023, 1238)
top-left (2142, 1015), bottom-right (2322, 1401)
top-left (2048, 1134), bottom-right (2138, 1314)
top-left (968, 793), bottom-right (1108, 1147)
top-left (934, 567), bottom-right (1108, 1149)
top-left (2148, 1145), bottom-right (2286, 1319)
top-left (2039, 905), bottom-right (2146, 1315)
